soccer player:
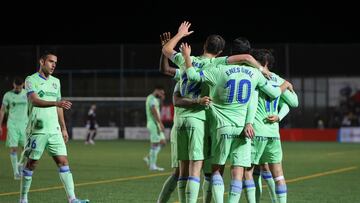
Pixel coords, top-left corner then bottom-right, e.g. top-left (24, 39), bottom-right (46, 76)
top-left (182, 42), bottom-right (292, 203)
top-left (0, 76), bottom-right (28, 180)
top-left (19, 52), bottom-right (89, 203)
top-left (145, 85), bottom-right (166, 171)
top-left (162, 21), bottom-right (268, 203)
top-left (243, 49), bottom-right (299, 203)
top-left (85, 104), bottom-right (98, 145)
top-left (157, 32), bottom-right (211, 203)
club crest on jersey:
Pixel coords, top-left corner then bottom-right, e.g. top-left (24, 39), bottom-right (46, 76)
top-left (52, 83), bottom-right (57, 89)
top-left (25, 81), bottom-right (32, 90)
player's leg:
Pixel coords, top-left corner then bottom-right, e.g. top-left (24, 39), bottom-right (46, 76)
top-left (202, 158), bottom-right (213, 203)
top-left (260, 164), bottom-right (276, 203)
top-left (211, 164), bottom-right (225, 203)
top-left (230, 127), bottom-right (252, 203)
top-left (251, 136), bottom-right (271, 203)
top-left (266, 138), bottom-right (286, 203)
top-left (211, 126), bottom-right (233, 203)
top-left (49, 133), bottom-right (89, 203)
top-left (229, 166), bottom-right (245, 203)
top-left (178, 160), bottom-right (189, 203)
top-left (19, 134), bottom-right (47, 203)
top-left (176, 117), bottom-right (189, 203)
top-left (90, 128), bottom-right (97, 144)
top-left (244, 165), bottom-right (256, 203)
top-left (253, 165), bottom-right (263, 203)
top-left (6, 126), bottom-right (21, 179)
top-left (157, 126), bottom-right (178, 203)
top-left (149, 125), bottom-right (163, 170)
top-left (186, 117), bottom-right (205, 203)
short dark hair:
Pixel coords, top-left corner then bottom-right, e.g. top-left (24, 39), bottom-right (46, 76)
top-left (39, 51), bottom-right (56, 61)
top-left (13, 76), bottom-right (24, 85)
top-left (204, 35), bottom-right (225, 55)
top-left (231, 37), bottom-right (251, 54)
top-left (250, 49), bottom-right (275, 69)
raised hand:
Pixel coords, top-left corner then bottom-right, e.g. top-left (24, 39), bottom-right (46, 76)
top-left (160, 32), bottom-right (171, 47)
top-left (180, 42), bottom-right (191, 57)
top-left (178, 21), bottom-right (194, 37)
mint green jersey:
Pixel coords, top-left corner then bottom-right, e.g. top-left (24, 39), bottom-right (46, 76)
top-left (170, 52), bottom-right (227, 120)
top-left (25, 73), bottom-right (61, 134)
top-left (2, 89), bottom-right (28, 126)
top-left (251, 72), bottom-right (298, 137)
top-left (146, 94), bottom-right (161, 127)
top-left (186, 64), bottom-right (281, 128)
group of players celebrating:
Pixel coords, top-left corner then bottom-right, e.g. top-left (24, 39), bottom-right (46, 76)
top-left (155, 21), bottom-right (298, 203)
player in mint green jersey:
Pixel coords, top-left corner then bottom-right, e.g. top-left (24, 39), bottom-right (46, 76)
top-left (0, 77), bottom-right (28, 180)
top-left (19, 52), bottom-right (89, 203)
top-left (145, 85), bottom-right (166, 171)
top-left (182, 42), bottom-right (292, 203)
top-left (162, 21), bottom-right (269, 203)
top-left (244, 49), bottom-right (299, 203)
top-left (159, 31), bottom-right (212, 203)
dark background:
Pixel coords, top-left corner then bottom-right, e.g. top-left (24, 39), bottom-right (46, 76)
top-left (0, 3), bottom-right (359, 76)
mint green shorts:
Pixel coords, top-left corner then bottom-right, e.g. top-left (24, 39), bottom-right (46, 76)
top-left (212, 126), bottom-right (251, 167)
top-left (147, 123), bottom-right (165, 143)
top-left (251, 136), bottom-right (282, 165)
top-left (24, 133), bottom-right (67, 160)
top-left (6, 123), bottom-right (26, 148)
top-left (176, 117), bottom-right (205, 161)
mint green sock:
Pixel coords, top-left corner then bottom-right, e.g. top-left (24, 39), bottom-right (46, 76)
top-left (212, 173), bottom-right (224, 203)
top-left (276, 184), bottom-right (287, 203)
top-left (228, 179), bottom-right (242, 203)
top-left (177, 177), bottom-right (187, 203)
top-left (20, 169), bottom-right (33, 200)
top-left (186, 176), bottom-right (200, 203)
top-left (262, 171), bottom-right (276, 203)
top-left (253, 173), bottom-right (262, 203)
top-left (202, 177), bottom-right (212, 203)
top-left (244, 180), bottom-right (256, 203)
top-left (59, 166), bottom-right (76, 200)
top-left (10, 152), bottom-right (18, 175)
top-left (157, 174), bottom-right (178, 203)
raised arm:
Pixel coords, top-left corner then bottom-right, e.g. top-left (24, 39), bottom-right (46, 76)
top-left (162, 21), bottom-right (194, 59)
top-left (159, 32), bottom-right (178, 77)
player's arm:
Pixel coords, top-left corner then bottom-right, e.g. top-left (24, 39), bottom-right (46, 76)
top-left (151, 105), bottom-right (164, 132)
top-left (162, 21), bottom-right (194, 59)
top-left (280, 89), bottom-right (299, 108)
top-left (278, 99), bottom-right (290, 121)
top-left (0, 104), bottom-right (6, 135)
top-left (173, 91), bottom-right (211, 107)
top-left (257, 73), bottom-right (292, 99)
top-left (243, 89), bottom-right (259, 138)
top-left (267, 99), bottom-right (290, 123)
top-left (159, 32), bottom-right (178, 77)
top-left (57, 107), bottom-right (69, 142)
top-left (27, 93), bottom-right (72, 109)
top-left (25, 79), bottom-right (71, 109)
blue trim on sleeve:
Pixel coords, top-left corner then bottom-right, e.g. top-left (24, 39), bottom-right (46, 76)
top-left (27, 91), bottom-right (34, 97)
